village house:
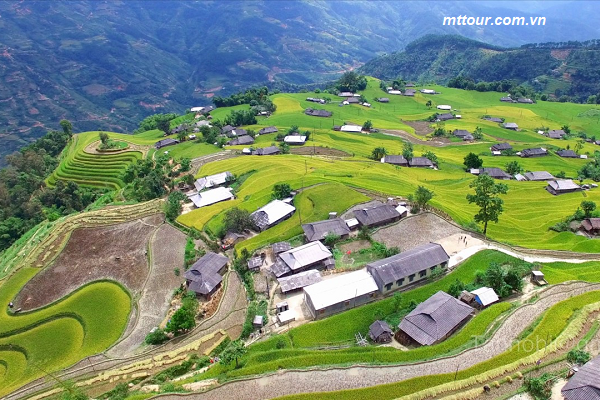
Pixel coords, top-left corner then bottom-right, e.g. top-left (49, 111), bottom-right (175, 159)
top-left (437, 113), bottom-right (454, 121)
top-left (369, 320), bottom-right (393, 344)
top-left (247, 256), bottom-right (264, 272)
top-left (524, 171), bottom-right (554, 181)
top-left (221, 125), bottom-right (235, 135)
top-left (483, 117), bottom-right (503, 123)
top-left (253, 146), bottom-right (280, 156)
top-left (184, 252), bottom-right (229, 299)
top-left (405, 83), bottom-right (415, 87)
top-left (490, 143), bottom-right (512, 153)
top-left (452, 129), bottom-right (474, 141)
top-left (502, 122), bottom-right (519, 130)
top-left (337, 92), bottom-right (355, 97)
top-left (303, 269), bottom-right (379, 319)
top-left (478, 167), bottom-right (512, 180)
top-left (366, 243), bottom-right (449, 295)
top-left (470, 287), bottom-right (499, 308)
top-left (437, 105), bottom-right (452, 110)
top-left (500, 97), bottom-right (513, 102)
top-left (396, 291), bottom-right (474, 346)
top-left (270, 241), bottom-right (334, 278)
top-left (154, 138), bottom-right (180, 149)
top-left (520, 148), bottom-right (548, 158)
top-left (272, 241), bottom-right (292, 255)
top-left (354, 204), bottom-right (401, 228)
top-left (409, 157), bottom-right (435, 168)
top-left (305, 108), bottom-right (333, 117)
top-left (421, 89), bottom-right (436, 94)
top-left (227, 136), bottom-right (254, 146)
top-left (547, 129), bottom-right (566, 139)
top-left (194, 171), bottom-right (233, 191)
top-left (556, 149), bottom-right (578, 158)
top-left (187, 187), bottom-right (235, 208)
top-left (340, 125), bottom-right (362, 133)
top-left (278, 269), bottom-right (322, 294)
top-left (388, 89), bottom-right (402, 95)
top-left (251, 199), bottom-right (296, 231)
top-left (258, 126), bottom-right (278, 135)
top-left (517, 98), bottom-right (534, 104)
top-left (284, 135), bottom-right (307, 145)
top-left (561, 355), bottom-right (600, 400)
top-left (302, 218), bottom-right (351, 242)
top-left (345, 97), bottom-right (360, 104)
top-left (403, 89), bottom-right (416, 96)
top-left (377, 97), bottom-right (390, 103)
top-left (382, 155), bottom-right (408, 167)
top-left (581, 218), bottom-right (600, 235)
top-left (546, 179), bottom-right (582, 195)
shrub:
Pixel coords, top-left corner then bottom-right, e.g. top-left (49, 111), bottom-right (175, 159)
top-left (145, 328), bottom-right (169, 345)
top-left (567, 349), bottom-right (591, 365)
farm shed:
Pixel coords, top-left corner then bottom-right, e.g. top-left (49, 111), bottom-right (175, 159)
top-left (345, 97), bottom-right (360, 104)
top-left (188, 187), bottom-right (234, 208)
top-left (259, 126), bottom-right (278, 135)
top-left (500, 97), bottom-right (513, 102)
top-left (227, 135), bottom-right (254, 146)
top-left (531, 271), bottom-right (548, 286)
top-left (194, 171), bottom-right (233, 191)
top-left (581, 218), bottom-right (600, 235)
top-left (367, 242), bottom-right (449, 295)
top-left (437, 105), bottom-right (451, 110)
top-left (520, 148), bottom-right (548, 158)
top-left (396, 291), bottom-right (474, 346)
top-left (341, 125), bottom-right (362, 133)
top-left (502, 122), bottom-right (519, 130)
top-left (185, 252), bottom-right (229, 299)
top-left (546, 179), bottom-right (582, 195)
top-left (337, 92), bottom-right (354, 97)
top-left (272, 241), bottom-right (292, 255)
top-left (275, 241), bottom-right (334, 277)
top-left (382, 155), bottom-right (408, 166)
top-left (302, 218), bottom-right (350, 242)
top-left (409, 157), bottom-right (435, 168)
top-left (278, 269), bottom-right (322, 294)
top-left (547, 129), bottom-right (566, 139)
top-left (303, 269), bottom-right (379, 319)
top-left (405, 83), bottom-right (415, 87)
top-left (452, 129), bottom-right (472, 140)
top-left (480, 167), bottom-right (512, 180)
top-left (354, 204), bottom-right (401, 228)
top-left (369, 320), bottom-right (393, 344)
top-left (221, 231), bottom-right (245, 250)
top-left (524, 171), bottom-right (554, 181)
top-left (253, 146), bottom-right (280, 156)
top-left (251, 199), bottom-right (296, 231)
top-left (154, 138), bottom-right (180, 149)
top-left (253, 315), bottom-right (264, 328)
top-left (470, 287), bottom-right (499, 308)
top-left (421, 89), bottom-right (436, 94)
top-left (561, 355), bottom-right (600, 400)
top-left (284, 135), bottom-right (307, 145)
top-left (556, 149), bottom-right (578, 158)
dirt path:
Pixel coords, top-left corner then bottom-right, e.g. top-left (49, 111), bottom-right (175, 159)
top-left (190, 151), bottom-right (239, 176)
top-left (378, 129), bottom-right (480, 147)
top-left (153, 281), bottom-right (600, 400)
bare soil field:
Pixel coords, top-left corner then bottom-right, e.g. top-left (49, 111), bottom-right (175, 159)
top-left (15, 214), bottom-right (164, 311)
top-left (373, 212), bottom-right (463, 252)
top-left (107, 223), bottom-right (186, 357)
top-left (290, 146), bottom-right (351, 157)
top-left (401, 119), bottom-right (434, 136)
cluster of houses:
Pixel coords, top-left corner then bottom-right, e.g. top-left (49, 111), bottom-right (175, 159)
top-left (187, 171), bottom-right (236, 208)
top-left (500, 96), bottom-right (534, 104)
top-left (379, 86), bottom-right (417, 98)
top-left (381, 155), bottom-right (436, 168)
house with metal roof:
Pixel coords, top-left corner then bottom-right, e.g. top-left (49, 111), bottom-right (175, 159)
top-left (278, 269), bottom-right (322, 294)
top-left (547, 129), bottom-right (566, 139)
top-left (556, 149), bottom-right (578, 158)
top-left (302, 218), bottom-right (350, 242)
top-left (369, 320), bottom-right (393, 344)
top-left (396, 291), bottom-right (474, 346)
top-left (194, 171), bottom-right (233, 191)
top-left (382, 155), bottom-right (408, 166)
top-left (251, 199), bottom-right (296, 231)
top-left (340, 125), bottom-right (362, 133)
top-left (354, 204), bottom-right (401, 228)
top-left (483, 117), bottom-right (504, 123)
top-left (520, 147), bottom-right (547, 157)
top-left (561, 355), bottom-right (600, 400)
top-left (409, 157), bottom-right (435, 168)
top-left (546, 179), bottom-right (582, 195)
top-left (154, 138), bottom-right (180, 149)
top-left (403, 89), bottom-right (416, 96)
top-left (270, 241), bottom-right (333, 277)
top-left (284, 135), bottom-right (307, 145)
top-left (247, 256), bottom-right (264, 271)
top-left (377, 97), bottom-right (390, 103)
top-left (185, 252), bottom-right (229, 299)
top-left (502, 122), bottom-right (519, 130)
top-left (367, 243), bottom-right (449, 294)
top-left (470, 287), bottom-right (499, 308)
top-left (305, 108), bottom-right (332, 117)
top-left (188, 187), bottom-right (235, 208)
top-left (227, 135), bottom-right (254, 146)
top-left (303, 269), bottom-right (379, 319)
top-left (480, 167), bottom-right (512, 180)
top-left (221, 125), bottom-right (235, 135)
top-left (437, 113), bottom-right (454, 121)
top-left (258, 126), bottom-right (278, 135)
top-left (524, 171), bottom-right (554, 181)
top-left (252, 146), bottom-right (280, 156)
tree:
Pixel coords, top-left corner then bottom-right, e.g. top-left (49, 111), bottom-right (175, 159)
top-left (581, 200), bottom-right (597, 218)
top-left (323, 233), bottom-right (340, 247)
top-left (463, 152), bottom-right (483, 170)
top-left (165, 191), bottom-right (186, 221)
top-left (166, 295), bottom-right (197, 334)
top-left (362, 120), bottom-right (373, 131)
top-left (392, 292), bottom-right (403, 312)
top-left (402, 142), bottom-right (413, 161)
top-left (371, 146), bottom-right (387, 160)
top-left (99, 132), bottom-right (109, 146)
top-left (567, 349), bottom-right (591, 365)
top-left (425, 100), bottom-right (432, 109)
top-left (484, 262), bottom-right (511, 297)
top-left (156, 116), bottom-right (172, 135)
top-left (466, 174), bottom-right (508, 235)
top-left (272, 183), bottom-right (292, 200)
top-left (413, 186), bottom-right (434, 211)
top-left (504, 269), bottom-right (524, 292)
top-left (220, 339), bottom-right (247, 368)
top-left (575, 139), bottom-right (585, 154)
top-left (505, 160), bottom-right (522, 176)
top-left (224, 208), bottom-right (256, 233)
top-left (561, 124), bottom-right (571, 134)
top-left (145, 328), bottom-right (169, 345)
top-left (179, 158), bottom-right (191, 172)
top-left (60, 119), bottom-right (73, 136)
top-left (422, 151), bottom-right (438, 166)
top-left (473, 126), bottom-right (483, 140)
top-left (279, 142), bottom-right (290, 154)
top-left (288, 125), bottom-right (299, 134)
top-left (447, 279), bottom-right (466, 298)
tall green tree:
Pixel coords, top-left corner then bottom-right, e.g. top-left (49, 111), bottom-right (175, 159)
top-left (362, 120), bottom-right (373, 131)
top-left (165, 191), bottom-right (187, 221)
top-left (466, 174), bottom-right (509, 235)
top-left (224, 207), bottom-right (256, 233)
top-left (220, 340), bottom-right (247, 368)
top-left (463, 152), bottom-right (483, 170)
top-left (422, 151), bottom-right (438, 166)
top-left (402, 142), bottom-right (414, 161)
top-left (60, 119), bottom-right (73, 136)
top-left (156, 116), bottom-right (172, 135)
top-left (371, 147), bottom-right (387, 160)
top-left (99, 132), bottom-right (109, 146)
top-left (414, 186), bottom-right (434, 210)
top-left (581, 200), bottom-right (597, 218)
top-left (505, 160), bottom-right (522, 176)
top-left (272, 183), bottom-right (292, 200)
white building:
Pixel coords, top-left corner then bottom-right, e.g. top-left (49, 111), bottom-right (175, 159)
top-left (284, 136), bottom-right (307, 145)
top-left (194, 171), bottom-right (233, 191)
top-left (340, 125), bottom-right (362, 133)
top-left (188, 187), bottom-right (234, 208)
top-left (437, 105), bottom-right (452, 110)
top-left (251, 199), bottom-right (296, 231)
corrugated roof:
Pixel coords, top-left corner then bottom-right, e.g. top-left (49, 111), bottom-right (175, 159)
top-left (284, 135), bottom-right (307, 144)
top-left (384, 155), bottom-right (408, 165)
top-left (247, 256), bottom-right (263, 270)
top-left (194, 171), bottom-right (232, 191)
top-left (279, 241), bottom-right (332, 271)
top-left (481, 168), bottom-right (511, 180)
top-left (470, 287), bottom-right (499, 306)
top-left (399, 291), bottom-right (474, 345)
top-left (524, 171), bottom-right (554, 181)
top-left (557, 149), bottom-right (578, 158)
top-left (228, 136), bottom-right (254, 146)
top-left (303, 269), bottom-right (378, 310)
top-left (259, 126), bottom-right (278, 134)
top-left (547, 179), bottom-right (581, 192)
top-left (409, 157), bottom-right (434, 167)
top-left (302, 218), bottom-right (350, 242)
top-left (278, 269), bottom-right (322, 293)
top-left (354, 204), bottom-right (400, 227)
top-left (254, 146), bottom-right (280, 155)
top-left (521, 148), bottom-right (547, 157)
top-left (184, 252), bottom-right (229, 295)
top-left (562, 356), bottom-right (600, 400)
top-left (367, 243), bottom-right (449, 286)
top-left (188, 187), bottom-right (234, 208)
top-left (251, 200), bottom-right (296, 230)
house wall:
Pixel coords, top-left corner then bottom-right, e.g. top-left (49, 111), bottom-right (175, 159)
top-left (310, 291), bottom-right (378, 320)
top-left (371, 262), bottom-right (448, 295)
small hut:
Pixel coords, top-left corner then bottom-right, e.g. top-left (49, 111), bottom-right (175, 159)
top-left (531, 271), bottom-right (548, 286)
top-left (369, 320), bottom-right (393, 344)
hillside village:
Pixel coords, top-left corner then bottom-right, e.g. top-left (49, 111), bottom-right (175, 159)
top-left (4, 73), bottom-right (600, 400)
